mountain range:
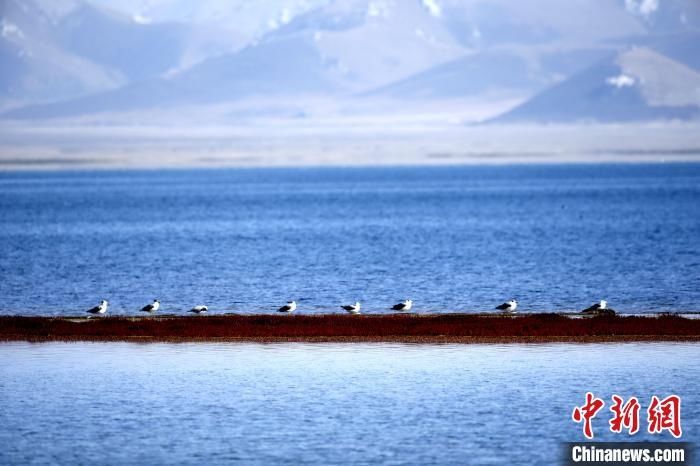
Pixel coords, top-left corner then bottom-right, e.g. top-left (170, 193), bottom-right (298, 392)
top-left (1, 0), bottom-right (699, 123)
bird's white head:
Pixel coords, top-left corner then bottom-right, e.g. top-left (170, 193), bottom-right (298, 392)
top-left (102, 300), bottom-right (108, 306)
top-left (355, 302), bottom-right (361, 308)
top-left (600, 300), bottom-right (607, 309)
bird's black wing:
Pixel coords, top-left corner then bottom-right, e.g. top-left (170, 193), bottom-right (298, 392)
top-left (278, 305), bottom-right (291, 312)
top-left (341, 306), bottom-right (352, 311)
top-left (495, 303), bottom-right (508, 310)
top-left (141, 304), bottom-right (153, 312)
top-left (87, 306), bottom-right (100, 313)
top-left (581, 304), bottom-right (600, 313)
top-left (392, 303), bottom-right (405, 310)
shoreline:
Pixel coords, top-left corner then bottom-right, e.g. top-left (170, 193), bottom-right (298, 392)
top-left (2, 314), bottom-right (699, 344)
top-left (2, 156), bottom-right (699, 173)
top-left (2, 122), bottom-right (700, 171)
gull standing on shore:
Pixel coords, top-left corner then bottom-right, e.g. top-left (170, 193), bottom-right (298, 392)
top-left (495, 299), bottom-right (518, 313)
top-left (581, 300), bottom-right (615, 315)
top-left (141, 299), bottom-right (160, 313)
top-left (190, 305), bottom-right (208, 314)
top-left (278, 301), bottom-right (296, 313)
top-left (341, 302), bottom-right (361, 314)
top-left (391, 299), bottom-right (413, 311)
top-left (581, 299), bottom-right (607, 314)
top-left (87, 300), bottom-right (108, 315)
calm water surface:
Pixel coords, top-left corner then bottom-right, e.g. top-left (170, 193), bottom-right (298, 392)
top-left (0, 342), bottom-right (697, 464)
top-left (0, 164), bottom-right (698, 315)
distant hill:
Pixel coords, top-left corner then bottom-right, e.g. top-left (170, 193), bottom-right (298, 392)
top-left (2, 34), bottom-right (339, 119)
top-left (1, 0), bottom-right (127, 107)
top-left (0, 0), bottom-right (243, 109)
top-left (489, 45), bottom-right (700, 123)
top-left (365, 48), bottom-right (612, 100)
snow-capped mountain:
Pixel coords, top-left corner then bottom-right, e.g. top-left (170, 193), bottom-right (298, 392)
top-left (2, 0), bottom-right (699, 122)
top-left (89, 0), bottom-right (330, 36)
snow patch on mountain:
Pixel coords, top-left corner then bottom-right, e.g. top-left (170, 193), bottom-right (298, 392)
top-left (606, 74), bottom-right (635, 88)
top-left (367, 1), bottom-right (391, 18)
top-left (1, 19), bottom-right (25, 40)
top-left (625, 0), bottom-right (659, 19)
top-left (422, 0), bottom-right (441, 18)
top-left (132, 14), bottom-right (151, 24)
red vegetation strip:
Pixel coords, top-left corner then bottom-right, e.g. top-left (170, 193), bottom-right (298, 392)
top-left (1, 314), bottom-right (699, 343)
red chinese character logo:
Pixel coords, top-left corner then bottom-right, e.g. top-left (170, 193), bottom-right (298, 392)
top-left (572, 392), bottom-right (605, 439)
top-left (647, 395), bottom-right (682, 438)
top-left (609, 395), bottom-right (640, 435)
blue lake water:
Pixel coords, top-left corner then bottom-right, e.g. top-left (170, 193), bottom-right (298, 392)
top-left (0, 164), bottom-right (699, 315)
top-left (0, 342), bottom-right (697, 464)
